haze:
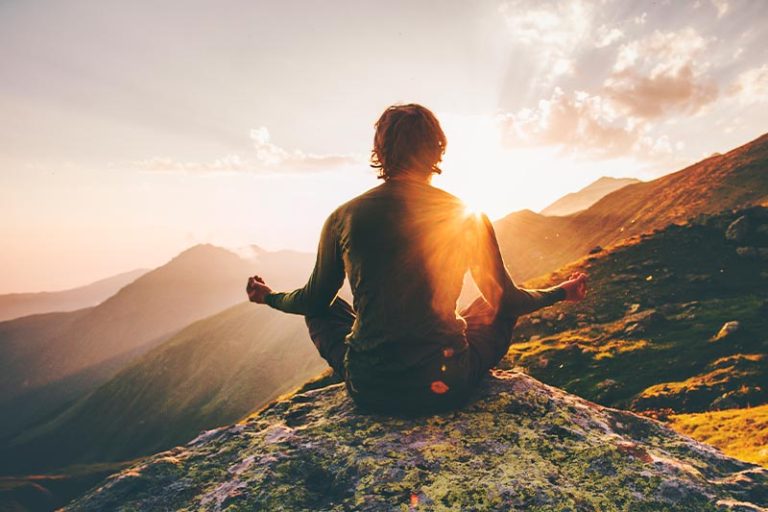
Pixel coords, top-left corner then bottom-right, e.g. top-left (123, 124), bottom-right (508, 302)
top-left (1, 0), bottom-right (767, 293)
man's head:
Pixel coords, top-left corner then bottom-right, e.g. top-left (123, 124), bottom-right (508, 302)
top-left (370, 104), bottom-right (447, 181)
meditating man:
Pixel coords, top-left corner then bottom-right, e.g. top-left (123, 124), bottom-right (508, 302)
top-left (247, 103), bottom-right (587, 415)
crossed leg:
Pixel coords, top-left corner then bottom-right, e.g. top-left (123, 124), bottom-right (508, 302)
top-left (458, 295), bottom-right (519, 383)
top-left (304, 296), bottom-right (355, 379)
top-left (305, 294), bottom-right (518, 386)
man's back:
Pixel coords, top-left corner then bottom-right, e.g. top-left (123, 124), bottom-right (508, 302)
top-left (337, 179), bottom-right (474, 367)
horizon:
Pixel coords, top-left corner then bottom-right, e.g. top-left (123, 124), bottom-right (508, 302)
top-left (2, 0), bottom-right (768, 293)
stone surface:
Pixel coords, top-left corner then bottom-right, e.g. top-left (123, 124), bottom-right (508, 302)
top-left (713, 321), bottom-right (741, 342)
top-left (68, 371), bottom-right (768, 512)
top-left (726, 216), bottom-right (750, 243)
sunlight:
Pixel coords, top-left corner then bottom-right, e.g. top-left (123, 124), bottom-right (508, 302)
top-left (432, 112), bottom-right (650, 220)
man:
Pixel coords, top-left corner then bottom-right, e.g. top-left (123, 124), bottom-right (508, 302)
top-left (247, 103), bottom-right (587, 415)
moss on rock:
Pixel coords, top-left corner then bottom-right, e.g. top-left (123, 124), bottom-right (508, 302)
top-left (68, 371), bottom-right (767, 511)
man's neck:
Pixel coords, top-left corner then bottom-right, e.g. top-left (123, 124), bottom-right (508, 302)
top-left (388, 172), bottom-right (432, 185)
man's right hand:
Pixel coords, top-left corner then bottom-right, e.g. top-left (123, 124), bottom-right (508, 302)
top-left (560, 272), bottom-right (587, 302)
top-left (246, 275), bottom-right (273, 304)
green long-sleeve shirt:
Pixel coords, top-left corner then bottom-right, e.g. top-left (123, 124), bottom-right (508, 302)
top-left (265, 179), bottom-right (565, 372)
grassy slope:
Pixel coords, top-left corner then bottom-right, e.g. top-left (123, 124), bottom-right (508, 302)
top-left (0, 302), bottom-right (327, 476)
top-left (668, 404), bottom-right (768, 467)
top-left (498, 206), bottom-right (768, 464)
top-left (505, 206), bottom-right (767, 412)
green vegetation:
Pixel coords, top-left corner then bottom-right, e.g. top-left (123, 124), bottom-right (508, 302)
top-left (502, 207), bottom-right (768, 466)
top-left (0, 302), bottom-right (327, 477)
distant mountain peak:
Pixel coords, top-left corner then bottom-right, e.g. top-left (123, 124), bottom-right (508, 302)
top-left (541, 177), bottom-right (641, 217)
top-left (69, 371), bottom-right (768, 511)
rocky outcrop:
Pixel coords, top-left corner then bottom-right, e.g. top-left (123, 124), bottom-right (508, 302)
top-left (68, 371), bottom-right (768, 511)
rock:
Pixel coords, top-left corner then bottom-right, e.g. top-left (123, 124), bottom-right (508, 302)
top-left (712, 321), bottom-right (740, 341)
top-left (726, 216), bottom-right (750, 242)
top-left (597, 378), bottom-right (619, 390)
top-left (711, 393), bottom-right (741, 411)
top-left (67, 372), bottom-right (768, 512)
top-left (736, 247), bottom-right (757, 258)
top-left (589, 245), bottom-right (603, 254)
top-left (624, 309), bottom-right (667, 335)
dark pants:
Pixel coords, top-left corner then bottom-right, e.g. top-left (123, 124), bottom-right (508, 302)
top-left (305, 296), bottom-right (517, 415)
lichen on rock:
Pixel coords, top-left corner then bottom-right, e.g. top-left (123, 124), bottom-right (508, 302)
top-left (68, 371), bottom-right (768, 511)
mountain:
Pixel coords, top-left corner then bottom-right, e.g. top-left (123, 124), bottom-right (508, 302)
top-left (0, 269), bottom-right (148, 322)
top-left (67, 371), bottom-right (768, 511)
top-left (540, 177), bottom-right (641, 216)
top-left (494, 132), bottom-right (768, 282)
top-left (0, 244), bottom-right (315, 440)
top-left (503, 206), bottom-right (768, 464)
top-left (0, 302), bottom-right (327, 477)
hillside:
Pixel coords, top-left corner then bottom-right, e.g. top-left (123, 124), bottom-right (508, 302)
top-left (0, 302), bottom-right (327, 476)
top-left (500, 206), bottom-right (768, 464)
top-left (495, 132), bottom-right (768, 281)
top-left (540, 177), bottom-right (641, 216)
top-left (68, 371), bottom-right (768, 511)
top-left (0, 268), bottom-right (148, 322)
top-left (0, 244), bottom-right (314, 440)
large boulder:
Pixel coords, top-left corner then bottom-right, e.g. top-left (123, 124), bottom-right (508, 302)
top-left (68, 371), bottom-right (768, 511)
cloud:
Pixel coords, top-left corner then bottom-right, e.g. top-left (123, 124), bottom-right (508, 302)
top-left (595, 25), bottom-right (624, 48)
top-left (498, 0), bottom-right (624, 83)
top-left (124, 127), bottom-right (361, 174)
top-left (729, 64), bottom-right (768, 104)
top-left (711, 0), bottom-right (729, 18)
top-left (128, 155), bottom-right (249, 173)
top-left (499, 87), bottom-right (676, 160)
top-left (249, 127), bottom-right (358, 171)
top-left (604, 28), bottom-right (718, 118)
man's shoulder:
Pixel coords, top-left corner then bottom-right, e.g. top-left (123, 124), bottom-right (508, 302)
top-left (429, 184), bottom-right (465, 205)
top-left (335, 183), bottom-right (387, 210)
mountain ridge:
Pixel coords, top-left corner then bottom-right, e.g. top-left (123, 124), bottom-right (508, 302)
top-left (494, 131), bottom-right (768, 282)
top-left (0, 268), bottom-right (148, 322)
top-left (0, 244), bottom-right (315, 440)
top-left (540, 176), bottom-right (641, 217)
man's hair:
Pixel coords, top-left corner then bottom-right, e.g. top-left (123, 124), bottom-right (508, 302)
top-left (370, 104), bottom-right (447, 180)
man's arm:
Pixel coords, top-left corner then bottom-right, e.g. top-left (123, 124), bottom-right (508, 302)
top-left (262, 211), bottom-right (346, 316)
top-left (468, 212), bottom-right (566, 319)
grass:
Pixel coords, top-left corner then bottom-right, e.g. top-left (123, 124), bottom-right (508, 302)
top-left (668, 404), bottom-right (768, 467)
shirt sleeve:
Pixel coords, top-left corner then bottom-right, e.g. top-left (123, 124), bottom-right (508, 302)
top-left (264, 211), bottom-right (346, 316)
top-left (467, 212), bottom-right (565, 319)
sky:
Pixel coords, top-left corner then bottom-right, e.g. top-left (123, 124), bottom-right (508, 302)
top-left (1, 0), bottom-right (767, 293)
